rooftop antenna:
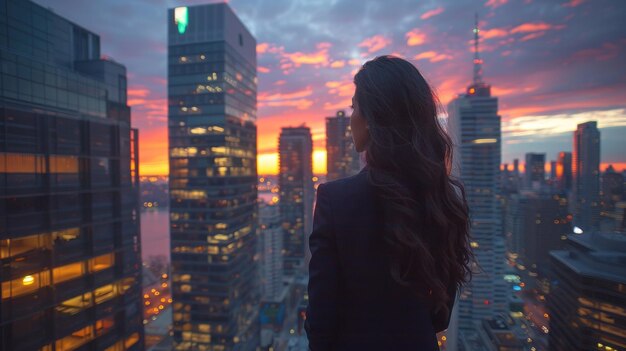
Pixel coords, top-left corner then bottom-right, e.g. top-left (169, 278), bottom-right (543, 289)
top-left (473, 13), bottom-right (484, 84)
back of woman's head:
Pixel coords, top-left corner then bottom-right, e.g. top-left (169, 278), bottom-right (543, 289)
top-left (353, 55), bottom-right (473, 316)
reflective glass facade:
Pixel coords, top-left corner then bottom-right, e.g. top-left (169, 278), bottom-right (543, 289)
top-left (278, 127), bottom-right (313, 276)
top-left (0, 1), bottom-right (143, 350)
top-left (325, 110), bottom-right (360, 181)
top-left (167, 4), bottom-right (259, 350)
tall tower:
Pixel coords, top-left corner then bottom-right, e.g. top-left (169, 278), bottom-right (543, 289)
top-left (278, 126), bottom-right (313, 276)
top-left (326, 111), bottom-right (361, 181)
top-left (446, 14), bottom-right (507, 345)
top-left (167, 4), bottom-right (259, 350)
top-left (572, 121), bottom-right (600, 232)
top-left (524, 153), bottom-right (546, 190)
top-left (0, 1), bottom-right (143, 350)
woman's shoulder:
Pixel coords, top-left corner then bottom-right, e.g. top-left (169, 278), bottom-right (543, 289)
top-left (320, 166), bottom-right (369, 195)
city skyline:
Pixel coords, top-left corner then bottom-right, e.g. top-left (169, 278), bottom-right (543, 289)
top-left (33, 0), bottom-right (626, 175)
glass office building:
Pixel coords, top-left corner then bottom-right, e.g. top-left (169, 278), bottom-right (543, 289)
top-left (278, 126), bottom-right (313, 276)
top-left (167, 4), bottom-right (259, 350)
top-left (0, 0), bottom-right (143, 350)
top-left (325, 110), bottom-right (360, 181)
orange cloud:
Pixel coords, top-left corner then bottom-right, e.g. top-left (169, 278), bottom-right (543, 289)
top-left (281, 42), bottom-right (331, 67)
top-left (258, 66), bottom-right (271, 73)
top-left (520, 31), bottom-right (546, 42)
top-left (406, 29), bottom-right (427, 46)
top-left (358, 35), bottom-right (392, 53)
top-left (511, 22), bottom-right (564, 33)
top-left (414, 51), bottom-right (451, 62)
top-left (330, 60), bottom-right (346, 68)
top-left (348, 59), bottom-right (362, 66)
top-left (257, 42), bottom-right (269, 54)
top-left (485, 0), bottom-right (508, 8)
top-left (325, 81), bottom-right (354, 97)
top-left (421, 7), bottom-right (444, 20)
top-left (323, 99), bottom-right (351, 111)
top-left (481, 28), bottom-right (508, 39)
top-left (259, 87), bottom-right (313, 101)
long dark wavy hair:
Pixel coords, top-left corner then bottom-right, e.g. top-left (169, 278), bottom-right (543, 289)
top-left (354, 55), bottom-right (474, 317)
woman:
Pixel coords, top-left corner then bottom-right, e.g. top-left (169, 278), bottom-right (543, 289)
top-left (305, 56), bottom-right (474, 350)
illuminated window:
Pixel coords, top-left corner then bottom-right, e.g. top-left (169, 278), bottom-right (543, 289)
top-left (1, 271), bottom-right (50, 299)
top-left (53, 261), bottom-right (85, 284)
top-left (56, 293), bottom-right (92, 316)
top-left (95, 316), bottom-right (115, 336)
top-left (104, 340), bottom-right (124, 351)
top-left (49, 155), bottom-right (79, 174)
top-left (181, 284), bottom-right (192, 293)
top-left (1, 153), bottom-right (45, 173)
top-left (94, 284), bottom-right (118, 304)
top-left (55, 325), bottom-right (94, 351)
top-left (89, 253), bottom-right (114, 273)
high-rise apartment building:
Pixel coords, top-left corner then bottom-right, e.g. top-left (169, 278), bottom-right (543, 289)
top-left (524, 153), bottom-right (545, 190)
top-left (0, 1), bottom-right (143, 350)
top-left (167, 4), bottom-right (259, 350)
top-left (446, 15), bottom-right (507, 343)
top-left (278, 126), bottom-right (313, 276)
top-left (326, 110), bottom-right (360, 181)
top-left (573, 121), bottom-right (601, 231)
top-left (548, 231), bottom-right (626, 351)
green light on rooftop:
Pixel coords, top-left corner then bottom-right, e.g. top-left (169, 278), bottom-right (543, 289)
top-left (175, 7), bottom-right (188, 34)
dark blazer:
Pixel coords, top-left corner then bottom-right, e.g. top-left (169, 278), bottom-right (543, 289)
top-left (305, 167), bottom-right (456, 351)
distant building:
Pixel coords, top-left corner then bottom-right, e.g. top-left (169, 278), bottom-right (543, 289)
top-left (0, 1), bottom-right (143, 350)
top-left (278, 126), bottom-right (313, 276)
top-left (461, 315), bottom-right (526, 351)
top-left (548, 232), bottom-right (626, 351)
top-left (556, 151), bottom-right (573, 193)
top-left (326, 110), bottom-right (360, 181)
top-left (601, 165), bottom-right (624, 212)
top-left (505, 191), bottom-right (570, 285)
top-left (259, 203), bottom-right (283, 300)
top-left (524, 153), bottom-right (545, 190)
top-left (447, 15), bottom-right (507, 344)
top-left (167, 3), bottom-right (259, 350)
top-left (573, 121), bottom-right (601, 231)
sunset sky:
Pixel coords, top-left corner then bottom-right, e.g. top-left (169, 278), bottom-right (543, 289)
top-left (37, 0), bottom-right (626, 175)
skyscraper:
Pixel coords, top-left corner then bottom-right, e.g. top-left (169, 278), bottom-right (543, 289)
top-left (556, 151), bottom-right (573, 192)
top-left (326, 110), bottom-right (360, 181)
top-left (601, 165), bottom-right (623, 212)
top-left (447, 14), bottom-right (507, 342)
top-left (573, 121), bottom-right (601, 231)
top-left (258, 202), bottom-right (283, 301)
top-left (524, 153), bottom-right (545, 190)
top-left (548, 231), bottom-right (626, 351)
top-left (0, 1), bottom-right (143, 350)
top-left (278, 126), bottom-right (313, 276)
top-left (167, 4), bottom-right (259, 350)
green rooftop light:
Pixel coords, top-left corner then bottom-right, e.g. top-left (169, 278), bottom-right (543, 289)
top-left (175, 7), bottom-right (188, 34)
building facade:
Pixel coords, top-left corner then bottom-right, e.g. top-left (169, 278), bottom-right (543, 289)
top-left (258, 202), bottom-right (283, 301)
top-left (326, 110), bottom-right (360, 181)
top-left (0, 0), bottom-right (143, 350)
top-left (446, 16), bottom-right (507, 344)
top-left (573, 121), bottom-right (601, 232)
top-left (278, 126), bottom-right (313, 276)
top-left (167, 4), bottom-right (259, 350)
top-left (524, 153), bottom-right (545, 190)
top-left (556, 151), bottom-right (572, 193)
top-left (548, 232), bottom-right (626, 351)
